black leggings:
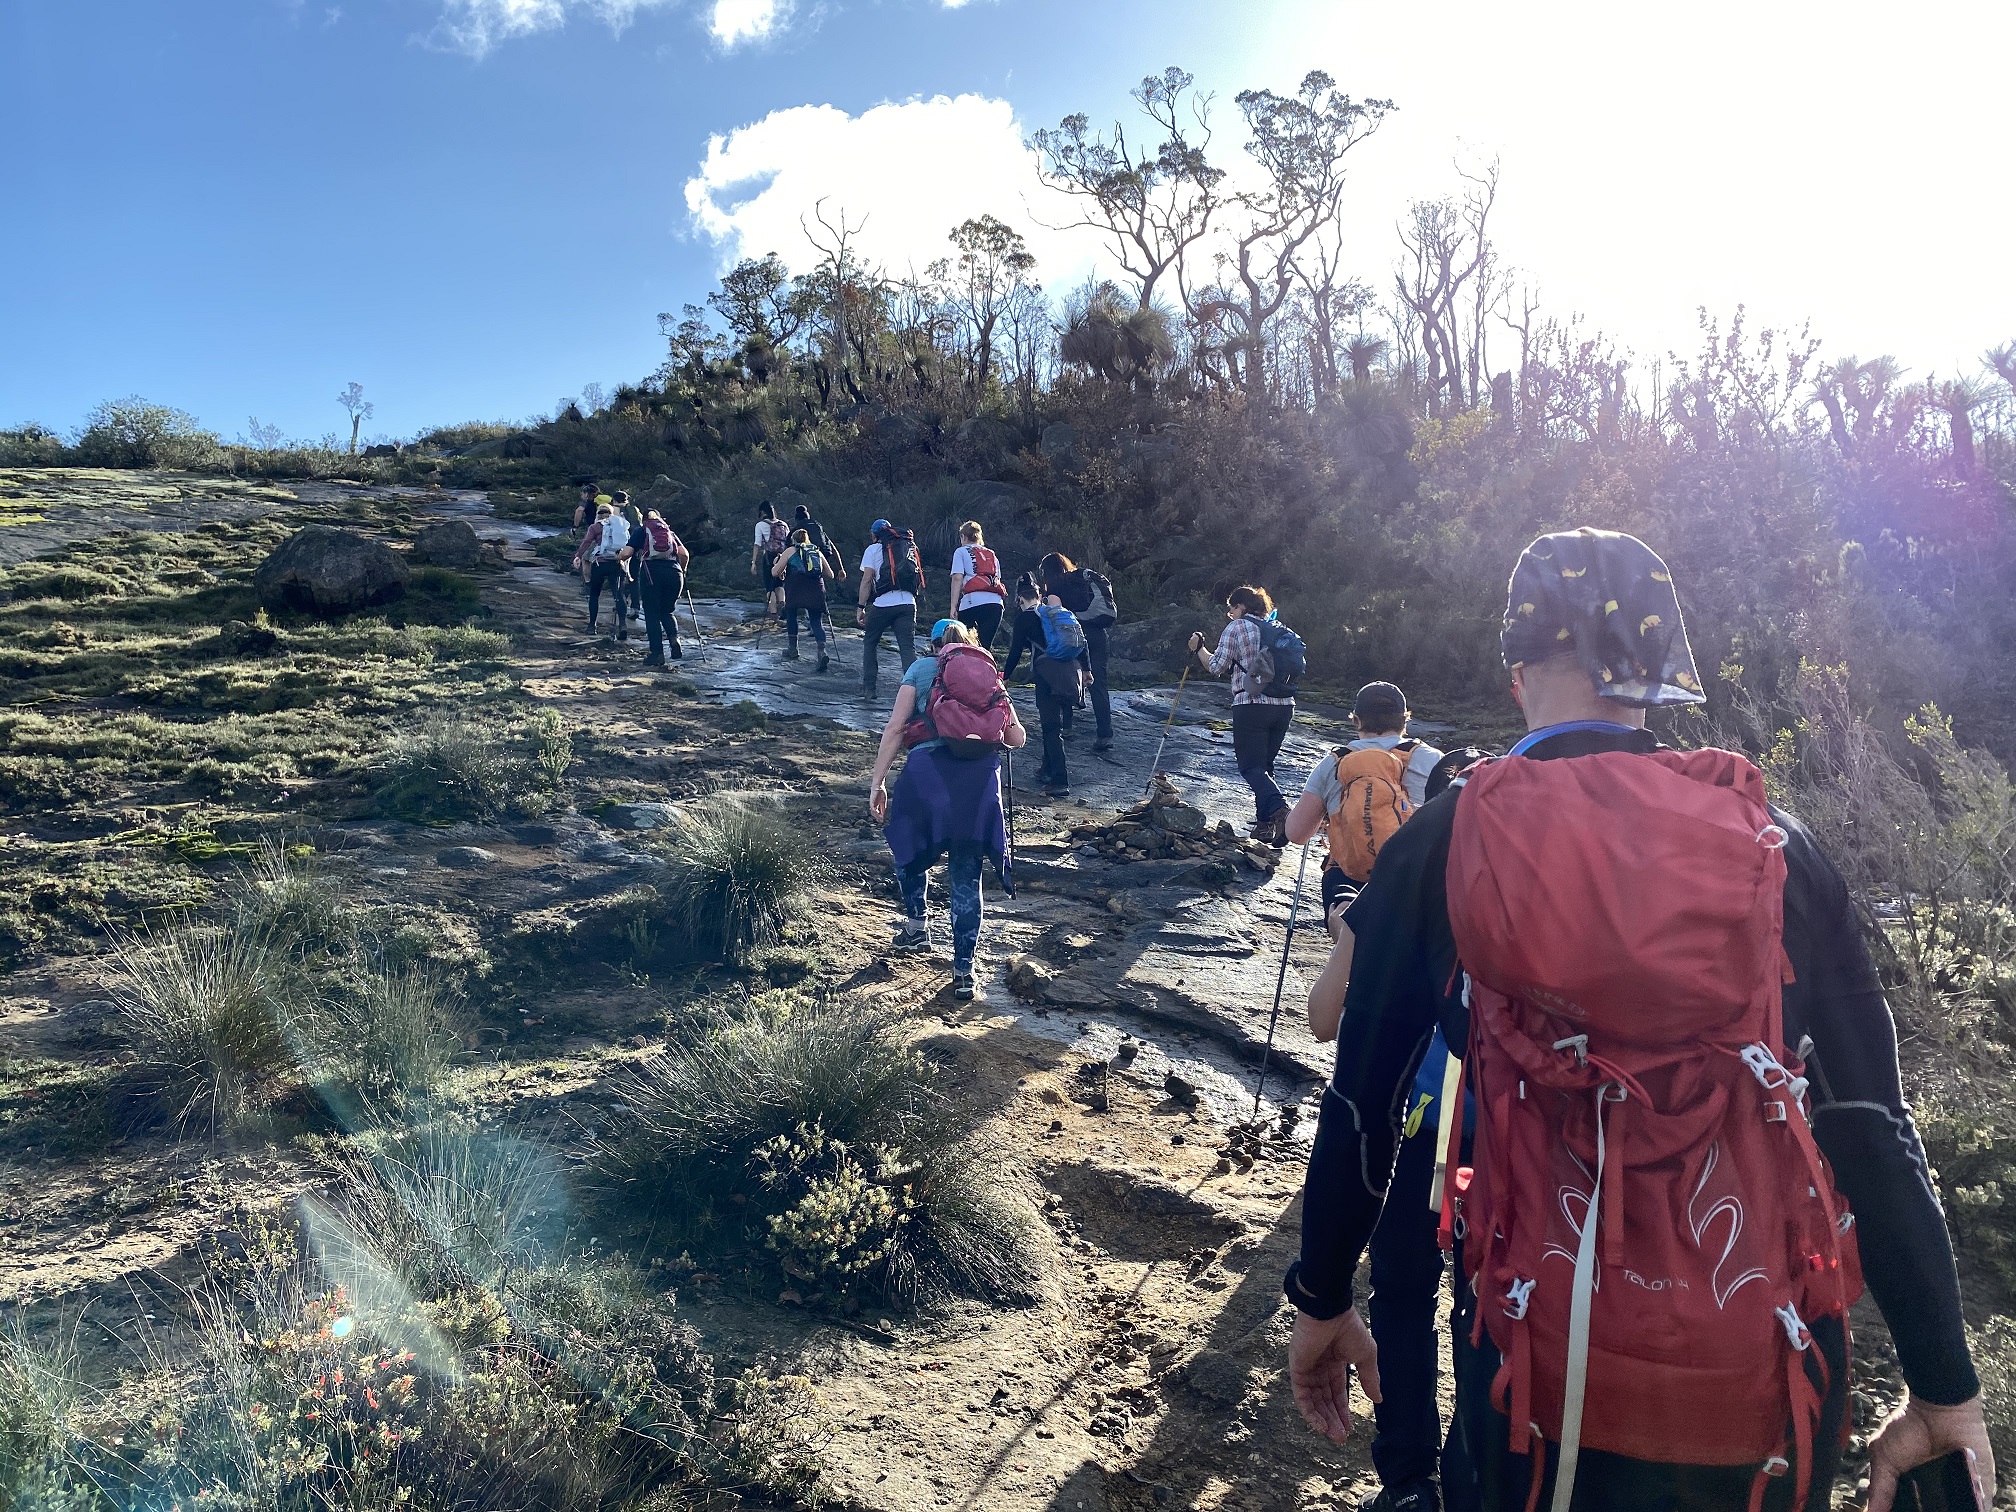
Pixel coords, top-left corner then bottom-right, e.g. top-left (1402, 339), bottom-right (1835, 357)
top-left (958, 601), bottom-right (1004, 651)
top-left (588, 560), bottom-right (625, 626)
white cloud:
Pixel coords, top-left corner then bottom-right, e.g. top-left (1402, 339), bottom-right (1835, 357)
top-left (430, 0), bottom-right (674, 56)
top-left (683, 94), bottom-right (1104, 287)
top-left (708, 0), bottom-right (785, 46)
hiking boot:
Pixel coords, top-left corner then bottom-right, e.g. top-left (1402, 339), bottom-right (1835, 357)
top-left (1041, 783), bottom-right (1072, 800)
top-left (617, 628), bottom-right (629, 642)
top-left (1258, 811), bottom-right (1289, 846)
top-left (1092, 736), bottom-right (1114, 753)
top-left (1359, 1482), bottom-right (1439, 1512)
top-left (893, 923), bottom-right (930, 953)
top-left (783, 645), bottom-right (800, 660)
top-left (641, 655), bottom-right (665, 668)
top-left (952, 972), bottom-right (976, 1001)
top-left (667, 644), bottom-right (684, 659)
top-left (815, 648), bottom-right (829, 673)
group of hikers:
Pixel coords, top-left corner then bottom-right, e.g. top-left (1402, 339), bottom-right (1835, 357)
top-left (574, 486), bottom-right (1993, 1510)
top-left (861, 520), bottom-right (1994, 1512)
top-left (569, 483), bottom-right (693, 665)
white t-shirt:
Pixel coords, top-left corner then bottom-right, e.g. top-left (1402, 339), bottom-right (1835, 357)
top-left (1303, 734), bottom-right (1446, 812)
top-left (754, 520), bottom-right (780, 549)
top-left (859, 544), bottom-right (916, 608)
top-left (950, 544), bottom-right (1004, 611)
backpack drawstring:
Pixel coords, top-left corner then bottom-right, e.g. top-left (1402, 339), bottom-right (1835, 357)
top-left (1551, 1079), bottom-right (1626, 1512)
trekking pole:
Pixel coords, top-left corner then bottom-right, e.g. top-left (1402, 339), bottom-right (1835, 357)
top-left (1145, 663), bottom-right (1192, 793)
top-left (1253, 839), bottom-right (1312, 1117)
top-left (1003, 747), bottom-right (1017, 898)
top-left (682, 587), bottom-right (709, 653)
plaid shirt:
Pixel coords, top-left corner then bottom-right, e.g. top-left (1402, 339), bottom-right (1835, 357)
top-left (1208, 615), bottom-right (1296, 707)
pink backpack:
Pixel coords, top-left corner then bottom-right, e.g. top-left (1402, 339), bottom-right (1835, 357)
top-left (903, 644), bottom-right (1011, 757)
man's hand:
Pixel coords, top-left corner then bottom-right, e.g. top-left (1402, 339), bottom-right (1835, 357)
top-left (1288, 1308), bottom-right (1380, 1446)
top-left (857, 606), bottom-right (868, 626)
top-left (1188, 630), bottom-right (1205, 653)
top-left (1867, 1395), bottom-right (1995, 1511)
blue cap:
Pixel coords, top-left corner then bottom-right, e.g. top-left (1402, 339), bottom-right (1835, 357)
top-left (870, 518), bottom-right (892, 535)
top-left (931, 618), bottom-right (958, 643)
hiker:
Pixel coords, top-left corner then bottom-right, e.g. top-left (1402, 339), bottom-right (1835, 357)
top-left (624, 507), bottom-right (689, 666)
top-left (1304, 745), bottom-right (1491, 1512)
top-left (752, 502), bottom-right (789, 618)
top-left (792, 502), bottom-right (843, 637)
top-left (1286, 681), bottom-right (1446, 944)
top-left (574, 499), bottom-right (630, 636)
top-left (1285, 528), bottom-right (1993, 1512)
top-left (573, 483), bottom-right (599, 589)
top-left (617, 493), bottom-right (647, 626)
top-left (1189, 585), bottom-right (1303, 845)
top-left (857, 518), bottom-right (923, 700)
top-left (868, 618), bottom-right (1027, 1000)
top-left (770, 528), bottom-right (834, 671)
top-left (950, 521), bottom-right (1008, 651)
top-left (1002, 574), bottom-right (1088, 799)
top-left (1038, 552), bottom-right (1119, 751)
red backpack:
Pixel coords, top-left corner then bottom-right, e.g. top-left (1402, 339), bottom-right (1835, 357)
top-left (903, 644), bottom-right (1012, 757)
top-left (1443, 749), bottom-right (1861, 1510)
top-left (962, 546), bottom-right (1004, 599)
top-left (643, 519), bottom-right (681, 559)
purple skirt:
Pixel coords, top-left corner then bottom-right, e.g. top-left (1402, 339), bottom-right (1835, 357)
top-left (884, 745), bottom-right (1012, 892)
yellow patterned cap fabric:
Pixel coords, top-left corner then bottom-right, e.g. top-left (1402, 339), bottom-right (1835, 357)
top-left (1501, 528), bottom-right (1704, 708)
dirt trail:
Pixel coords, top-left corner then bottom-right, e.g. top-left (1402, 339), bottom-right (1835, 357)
top-left (462, 504), bottom-right (1396, 1510)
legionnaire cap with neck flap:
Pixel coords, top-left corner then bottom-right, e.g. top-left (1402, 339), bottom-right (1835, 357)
top-left (1501, 528), bottom-right (1706, 708)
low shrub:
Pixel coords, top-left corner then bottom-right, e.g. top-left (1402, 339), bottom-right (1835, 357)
top-left (232, 841), bottom-right (353, 960)
top-left (71, 396), bottom-right (222, 471)
top-left (0, 1315), bottom-right (86, 1505)
top-left (376, 715), bottom-right (527, 824)
top-left (590, 995), bottom-right (1036, 1311)
top-left (650, 795), bottom-right (816, 964)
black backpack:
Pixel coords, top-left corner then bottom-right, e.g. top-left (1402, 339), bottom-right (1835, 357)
top-left (876, 529), bottom-right (923, 597)
top-left (1080, 568), bottom-right (1118, 629)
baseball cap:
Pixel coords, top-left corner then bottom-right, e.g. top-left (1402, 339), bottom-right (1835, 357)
top-left (931, 618), bottom-right (958, 643)
top-left (870, 518), bottom-right (892, 535)
top-left (1502, 528), bottom-right (1704, 707)
top-left (1353, 681), bottom-right (1408, 728)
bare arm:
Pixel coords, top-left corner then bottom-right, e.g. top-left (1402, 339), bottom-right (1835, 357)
top-left (1306, 923), bottom-right (1356, 1042)
top-left (949, 570), bottom-right (967, 607)
top-left (1286, 788), bottom-right (1328, 846)
top-left (868, 685), bottom-right (920, 819)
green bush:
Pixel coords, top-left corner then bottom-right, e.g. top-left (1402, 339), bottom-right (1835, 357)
top-left (0, 1316), bottom-right (86, 1507)
top-left (318, 969), bottom-right (464, 1120)
top-left (591, 996), bottom-right (1036, 1311)
top-left (649, 796), bottom-right (816, 964)
top-left (376, 715), bottom-right (527, 824)
top-left (71, 396), bottom-right (222, 470)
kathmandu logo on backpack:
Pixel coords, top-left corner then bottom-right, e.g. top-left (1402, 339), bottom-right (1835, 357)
top-left (1326, 741), bottom-right (1418, 883)
top-left (902, 643), bottom-right (1013, 757)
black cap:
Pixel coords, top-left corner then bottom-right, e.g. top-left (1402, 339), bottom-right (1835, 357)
top-left (794, 504), bottom-right (812, 520)
top-left (1353, 681), bottom-right (1408, 729)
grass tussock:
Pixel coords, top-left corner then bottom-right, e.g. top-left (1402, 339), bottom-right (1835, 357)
top-left (591, 994), bottom-right (1037, 1312)
top-left (651, 795), bottom-right (818, 965)
top-left (109, 849), bottom-right (467, 1133)
top-left (375, 713), bottom-right (528, 824)
top-left (109, 924), bottom-right (299, 1134)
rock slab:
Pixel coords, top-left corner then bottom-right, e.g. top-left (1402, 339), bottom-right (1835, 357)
top-left (254, 526), bottom-right (409, 614)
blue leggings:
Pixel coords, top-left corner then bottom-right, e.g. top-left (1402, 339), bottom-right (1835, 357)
top-left (898, 849), bottom-right (983, 973)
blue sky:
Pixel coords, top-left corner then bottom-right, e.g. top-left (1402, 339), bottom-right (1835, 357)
top-left (4, 0), bottom-right (2011, 442)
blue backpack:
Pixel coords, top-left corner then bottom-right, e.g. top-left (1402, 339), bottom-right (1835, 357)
top-left (1255, 615), bottom-right (1305, 698)
top-left (1035, 604), bottom-right (1087, 661)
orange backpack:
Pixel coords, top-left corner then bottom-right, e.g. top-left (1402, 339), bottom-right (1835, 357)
top-left (1324, 740), bottom-right (1419, 882)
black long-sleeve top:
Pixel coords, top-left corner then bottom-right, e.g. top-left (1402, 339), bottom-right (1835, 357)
top-left (1000, 606), bottom-right (1045, 683)
top-left (1285, 724), bottom-right (1980, 1406)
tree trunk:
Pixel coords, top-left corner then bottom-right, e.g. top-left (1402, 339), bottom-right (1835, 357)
top-left (1949, 407), bottom-right (1976, 476)
top-left (1818, 390), bottom-right (1853, 455)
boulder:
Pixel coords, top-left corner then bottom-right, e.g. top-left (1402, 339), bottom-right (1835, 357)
top-left (216, 619), bottom-right (277, 656)
top-left (254, 526), bottom-right (409, 615)
top-left (1006, 956), bottom-right (1055, 1000)
top-left (410, 519), bottom-right (482, 569)
top-left (1040, 422), bottom-right (1077, 460)
top-left (605, 801), bottom-right (679, 832)
top-left (437, 846), bottom-right (498, 869)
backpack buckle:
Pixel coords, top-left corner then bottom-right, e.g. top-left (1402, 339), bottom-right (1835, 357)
top-left (1552, 1034), bottom-right (1589, 1067)
top-left (1504, 1277), bottom-right (1535, 1321)
top-left (1762, 1455), bottom-right (1789, 1478)
top-left (1773, 1302), bottom-right (1810, 1351)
